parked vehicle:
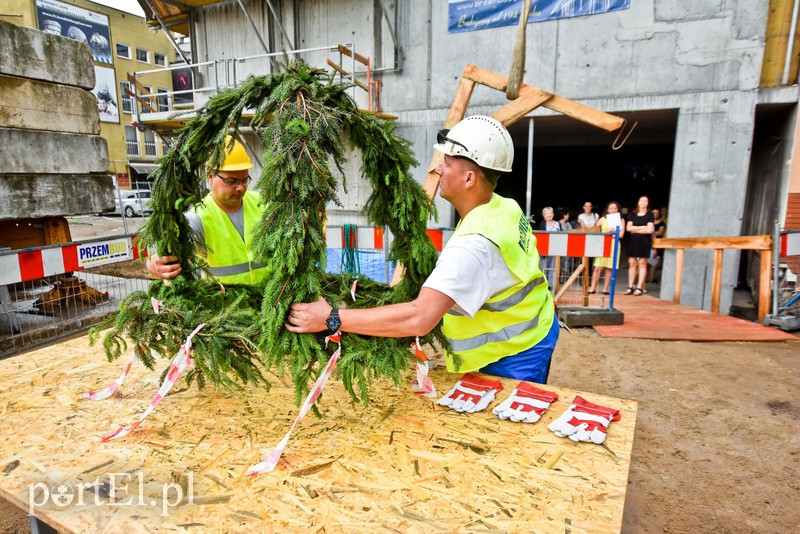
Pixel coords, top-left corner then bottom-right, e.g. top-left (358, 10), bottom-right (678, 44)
top-left (113, 190), bottom-right (152, 217)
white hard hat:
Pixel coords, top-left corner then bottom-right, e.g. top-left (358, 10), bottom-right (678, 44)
top-left (433, 115), bottom-right (514, 172)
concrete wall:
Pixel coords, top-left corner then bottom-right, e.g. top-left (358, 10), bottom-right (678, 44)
top-left (191, 0), bottom-right (794, 312)
top-left (0, 19), bottom-right (113, 220)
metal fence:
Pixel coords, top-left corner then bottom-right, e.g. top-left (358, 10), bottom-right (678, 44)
top-left (0, 236), bottom-right (149, 358)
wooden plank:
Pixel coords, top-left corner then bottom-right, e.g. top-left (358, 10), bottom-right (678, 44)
top-left (674, 248), bottom-right (684, 304)
top-left (0, 335), bottom-right (637, 533)
top-left (595, 295), bottom-right (796, 341)
top-left (654, 235), bottom-right (772, 251)
top-left (759, 248), bottom-right (772, 323)
top-left (125, 74), bottom-right (157, 113)
top-left (463, 65), bottom-right (625, 132)
top-left (337, 44), bottom-right (369, 66)
top-left (711, 249), bottom-right (723, 314)
top-left (492, 86), bottom-right (553, 127)
top-left (326, 59), bottom-right (369, 92)
top-left (554, 262), bottom-right (584, 303)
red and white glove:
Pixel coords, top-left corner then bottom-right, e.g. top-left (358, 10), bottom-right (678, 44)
top-left (548, 396), bottom-right (620, 444)
top-left (437, 373), bottom-right (503, 413)
top-left (492, 382), bottom-right (559, 423)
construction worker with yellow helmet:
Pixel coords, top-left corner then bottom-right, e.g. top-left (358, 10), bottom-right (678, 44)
top-left (286, 116), bottom-right (558, 388)
top-left (146, 135), bottom-right (269, 285)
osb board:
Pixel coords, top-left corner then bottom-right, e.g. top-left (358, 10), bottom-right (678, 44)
top-left (0, 335), bottom-right (637, 533)
top-left (595, 294), bottom-right (796, 341)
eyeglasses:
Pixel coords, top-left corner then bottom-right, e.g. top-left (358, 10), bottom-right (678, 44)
top-left (437, 129), bottom-right (469, 153)
top-left (214, 175), bottom-right (251, 187)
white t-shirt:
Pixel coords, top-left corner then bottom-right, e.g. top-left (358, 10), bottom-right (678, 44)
top-left (578, 212), bottom-right (599, 228)
top-left (422, 234), bottom-right (519, 318)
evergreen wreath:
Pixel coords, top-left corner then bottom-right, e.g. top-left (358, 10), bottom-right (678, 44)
top-left (90, 61), bottom-right (452, 404)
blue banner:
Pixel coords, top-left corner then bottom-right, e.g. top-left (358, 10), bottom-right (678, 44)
top-left (448, 0), bottom-right (630, 33)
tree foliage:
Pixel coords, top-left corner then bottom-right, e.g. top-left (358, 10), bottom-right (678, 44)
top-left (91, 61), bottom-right (449, 404)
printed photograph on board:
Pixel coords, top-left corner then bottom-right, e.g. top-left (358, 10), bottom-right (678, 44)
top-left (92, 66), bottom-right (119, 123)
top-left (36, 0), bottom-right (112, 64)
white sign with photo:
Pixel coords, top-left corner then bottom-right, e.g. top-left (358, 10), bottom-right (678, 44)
top-left (92, 66), bottom-right (119, 123)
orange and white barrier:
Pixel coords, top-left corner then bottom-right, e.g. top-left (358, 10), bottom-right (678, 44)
top-left (780, 231), bottom-right (800, 256)
top-left (325, 226), bottom-right (454, 252)
top-left (0, 235), bottom-right (144, 286)
top-left (533, 232), bottom-right (613, 258)
top-left (324, 227), bottom-right (613, 257)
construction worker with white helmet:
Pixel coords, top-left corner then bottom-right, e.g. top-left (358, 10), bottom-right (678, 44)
top-left (146, 135), bottom-right (269, 285)
top-left (287, 115), bottom-right (557, 385)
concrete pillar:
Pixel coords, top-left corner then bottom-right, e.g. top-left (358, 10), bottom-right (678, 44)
top-left (660, 91), bottom-right (758, 313)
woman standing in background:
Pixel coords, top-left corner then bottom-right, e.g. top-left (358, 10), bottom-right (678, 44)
top-left (625, 196), bottom-right (655, 296)
top-left (589, 201), bottom-right (625, 294)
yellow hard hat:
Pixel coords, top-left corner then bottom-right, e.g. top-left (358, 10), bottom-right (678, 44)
top-left (218, 135), bottom-right (253, 171)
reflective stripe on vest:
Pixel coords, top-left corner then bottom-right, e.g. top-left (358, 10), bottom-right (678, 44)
top-left (197, 191), bottom-right (269, 285)
top-left (443, 194), bottom-right (554, 373)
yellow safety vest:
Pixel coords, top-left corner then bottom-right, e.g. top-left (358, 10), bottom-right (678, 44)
top-left (196, 191), bottom-right (269, 285)
top-left (444, 194), bottom-right (555, 372)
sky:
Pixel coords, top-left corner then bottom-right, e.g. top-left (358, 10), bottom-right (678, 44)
top-left (90, 0), bottom-right (145, 17)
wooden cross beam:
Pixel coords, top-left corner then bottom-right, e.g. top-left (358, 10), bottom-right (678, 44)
top-left (392, 64), bottom-right (626, 286)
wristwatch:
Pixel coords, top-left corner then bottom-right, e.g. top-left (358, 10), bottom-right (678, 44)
top-left (325, 308), bottom-right (341, 334)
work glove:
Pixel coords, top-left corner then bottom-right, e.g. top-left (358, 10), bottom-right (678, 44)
top-left (437, 373), bottom-right (503, 413)
top-left (548, 396), bottom-right (620, 444)
top-left (492, 382), bottom-right (559, 423)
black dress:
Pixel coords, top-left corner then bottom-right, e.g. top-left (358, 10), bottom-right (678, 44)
top-left (626, 212), bottom-right (655, 259)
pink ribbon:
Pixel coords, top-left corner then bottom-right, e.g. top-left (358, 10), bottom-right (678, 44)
top-left (411, 337), bottom-right (437, 398)
top-left (247, 333), bottom-right (341, 476)
top-left (97, 323), bottom-right (205, 442)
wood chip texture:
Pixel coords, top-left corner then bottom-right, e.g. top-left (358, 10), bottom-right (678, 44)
top-left (0, 335), bottom-right (637, 533)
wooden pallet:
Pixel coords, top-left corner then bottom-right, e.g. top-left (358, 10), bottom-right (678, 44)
top-left (0, 335), bottom-right (636, 533)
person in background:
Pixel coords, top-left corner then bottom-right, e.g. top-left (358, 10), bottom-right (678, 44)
top-left (558, 208), bottom-right (573, 231)
top-left (660, 206), bottom-right (669, 226)
top-left (578, 201), bottom-right (599, 230)
top-left (146, 136), bottom-right (269, 285)
top-left (286, 115), bottom-right (559, 384)
top-left (589, 201), bottom-right (625, 294)
top-left (625, 196), bottom-right (655, 296)
top-left (647, 208), bottom-right (667, 284)
top-left (538, 206), bottom-right (562, 290)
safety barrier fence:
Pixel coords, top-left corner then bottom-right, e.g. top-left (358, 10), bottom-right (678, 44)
top-left (534, 231), bottom-right (618, 310)
top-left (770, 228), bottom-right (800, 328)
top-left (1, 228), bottom-right (618, 357)
top-left (0, 236), bottom-right (150, 358)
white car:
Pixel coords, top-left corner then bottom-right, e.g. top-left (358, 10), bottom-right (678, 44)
top-left (113, 190), bottom-right (152, 217)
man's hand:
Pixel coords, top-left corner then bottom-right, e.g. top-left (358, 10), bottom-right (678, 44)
top-left (146, 254), bottom-right (182, 280)
top-left (286, 297), bottom-right (332, 334)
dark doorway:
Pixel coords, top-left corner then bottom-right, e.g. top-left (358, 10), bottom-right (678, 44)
top-left (502, 109), bottom-right (678, 224)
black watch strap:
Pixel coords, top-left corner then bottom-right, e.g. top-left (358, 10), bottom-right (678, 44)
top-left (326, 308), bottom-right (341, 334)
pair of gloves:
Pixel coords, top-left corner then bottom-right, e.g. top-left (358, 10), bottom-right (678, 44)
top-left (436, 373), bottom-right (557, 423)
top-left (437, 374), bottom-right (619, 444)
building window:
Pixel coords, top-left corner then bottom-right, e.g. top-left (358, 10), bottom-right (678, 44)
top-left (143, 129), bottom-right (157, 157)
top-left (125, 125), bottom-right (140, 156)
top-left (154, 53), bottom-right (167, 67)
top-left (157, 89), bottom-right (170, 112)
top-left (136, 48), bottom-right (150, 63)
top-left (116, 43), bottom-right (130, 59)
top-left (120, 81), bottom-right (133, 113)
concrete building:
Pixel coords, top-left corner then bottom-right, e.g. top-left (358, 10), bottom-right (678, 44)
top-left (1, 0), bottom-right (180, 192)
top-left (136, 0), bottom-right (800, 313)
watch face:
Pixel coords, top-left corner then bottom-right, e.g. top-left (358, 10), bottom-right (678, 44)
top-left (326, 311), bottom-right (341, 333)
